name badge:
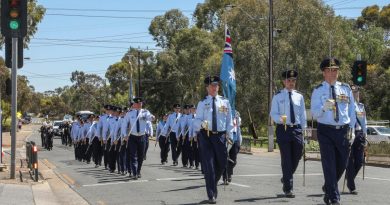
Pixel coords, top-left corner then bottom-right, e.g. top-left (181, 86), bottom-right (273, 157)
top-left (218, 105), bottom-right (228, 113)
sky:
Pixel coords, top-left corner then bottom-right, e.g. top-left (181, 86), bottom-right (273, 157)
top-left (5, 0), bottom-right (390, 93)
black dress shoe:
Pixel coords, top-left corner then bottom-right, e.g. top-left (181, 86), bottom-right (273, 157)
top-left (227, 177), bottom-right (232, 182)
top-left (350, 190), bottom-right (358, 195)
top-left (137, 174), bottom-right (141, 178)
top-left (322, 185), bottom-right (326, 193)
top-left (284, 191), bottom-right (295, 198)
top-left (323, 194), bottom-right (331, 205)
top-left (331, 202), bottom-right (340, 205)
top-left (207, 197), bottom-right (216, 204)
top-left (132, 175), bottom-right (138, 180)
top-left (223, 179), bottom-right (229, 185)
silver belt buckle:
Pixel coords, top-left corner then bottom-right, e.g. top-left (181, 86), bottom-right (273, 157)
top-left (335, 125), bottom-right (341, 129)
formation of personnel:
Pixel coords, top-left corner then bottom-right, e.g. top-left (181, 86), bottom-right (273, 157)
top-left (269, 57), bottom-right (367, 205)
top-left (42, 57), bottom-right (368, 205)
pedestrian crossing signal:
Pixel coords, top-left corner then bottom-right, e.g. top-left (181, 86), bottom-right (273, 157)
top-left (351, 61), bottom-right (367, 86)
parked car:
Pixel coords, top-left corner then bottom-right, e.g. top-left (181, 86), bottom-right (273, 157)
top-left (366, 125), bottom-right (390, 143)
top-left (52, 120), bottom-right (64, 137)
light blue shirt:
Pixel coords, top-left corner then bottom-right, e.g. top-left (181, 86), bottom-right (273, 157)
top-left (355, 102), bottom-right (367, 134)
top-left (233, 115), bottom-right (242, 144)
top-left (162, 112), bottom-right (181, 137)
top-left (86, 121), bottom-right (98, 141)
top-left (71, 121), bottom-right (80, 141)
top-left (156, 121), bottom-right (166, 140)
top-left (102, 115), bottom-right (112, 141)
top-left (146, 121), bottom-right (154, 136)
top-left (310, 81), bottom-right (356, 128)
top-left (194, 95), bottom-right (234, 139)
top-left (96, 114), bottom-right (108, 139)
top-left (112, 117), bottom-right (123, 143)
top-left (178, 114), bottom-right (190, 137)
top-left (270, 88), bottom-right (307, 128)
top-left (121, 109), bottom-right (154, 136)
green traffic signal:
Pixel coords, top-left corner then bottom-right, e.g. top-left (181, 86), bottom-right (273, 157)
top-left (9, 20), bottom-right (19, 29)
top-left (357, 76), bottom-right (363, 82)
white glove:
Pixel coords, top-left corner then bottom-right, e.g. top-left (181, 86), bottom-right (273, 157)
top-left (348, 128), bottom-right (355, 145)
top-left (323, 99), bottom-right (335, 111)
top-left (201, 120), bottom-right (209, 129)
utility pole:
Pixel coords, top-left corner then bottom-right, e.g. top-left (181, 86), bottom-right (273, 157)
top-left (137, 49), bottom-right (141, 97)
top-left (267, 0), bottom-right (274, 152)
top-left (127, 55), bottom-right (134, 102)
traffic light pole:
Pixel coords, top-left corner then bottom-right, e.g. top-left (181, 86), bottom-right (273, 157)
top-left (10, 37), bottom-right (18, 179)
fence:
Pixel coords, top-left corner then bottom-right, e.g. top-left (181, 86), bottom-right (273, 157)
top-left (25, 141), bottom-right (38, 182)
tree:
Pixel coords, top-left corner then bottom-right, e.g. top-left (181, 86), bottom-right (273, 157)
top-left (149, 9), bottom-right (189, 49)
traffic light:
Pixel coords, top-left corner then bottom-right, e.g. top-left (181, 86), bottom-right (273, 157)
top-left (351, 60), bottom-right (367, 86)
top-left (5, 37), bottom-right (24, 68)
top-left (1, 0), bottom-right (28, 38)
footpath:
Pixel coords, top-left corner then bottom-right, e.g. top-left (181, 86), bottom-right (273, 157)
top-left (0, 124), bottom-right (89, 205)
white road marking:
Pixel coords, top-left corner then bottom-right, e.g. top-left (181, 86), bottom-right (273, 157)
top-left (358, 176), bottom-right (390, 182)
top-left (82, 179), bottom-right (149, 187)
top-left (228, 182), bottom-right (251, 188)
top-left (156, 176), bottom-right (204, 181)
top-left (235, 173), bottom-right (323, 177)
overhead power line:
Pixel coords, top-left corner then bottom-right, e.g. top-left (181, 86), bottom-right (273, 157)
top-left (46, 13), bottom-right (154, 19)
top-left (46, 8), bottom-right (194, 13)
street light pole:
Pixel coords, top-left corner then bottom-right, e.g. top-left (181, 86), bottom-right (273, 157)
top-left (268, 0), bottom-right (274, 152)
top-left (137, 50), bottom-right (141, 97)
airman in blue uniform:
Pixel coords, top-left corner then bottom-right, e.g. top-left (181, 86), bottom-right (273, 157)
top-left (270, 70), bottom-right (307, 198)
top-left (310, 58), bottom-right (356, 205)
top-left (194, 75), bottom-right (233, 204)
top-left (162, 104), bottom-right (182, 166)
top-left (346, 85), bottom-right (367, 194)
top-left (156, 114), bottom-right (169, 164)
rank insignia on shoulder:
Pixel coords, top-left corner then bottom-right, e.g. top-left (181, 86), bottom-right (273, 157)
top-left (275, 90), bottom-right (282, 95)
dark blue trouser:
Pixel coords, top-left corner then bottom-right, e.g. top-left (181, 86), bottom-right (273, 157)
top-left (159, 136), bottom-right (170, 163)
top-left (169, 132), bottom-right (178, 163)
top-left (317, 123), bottom-right (349, 203)
top-left (182, 135), bottom-right (191, 166)
top-left (128, 135), bottom-right (146, 176)
top-left (144, 135), bottom-right (149, 160)
top-left (346, 130), bottom-right (365, 191)
top-left (198, 130), bottom-right (227, 200)
top-left (117, 140), bottom-right (127, 173)
top-left (191, 139), bottom-right (200, 168)
top-left (223, 141), bottom-right (241, 181)
top-left (276, 125), bottom-right (303, 192)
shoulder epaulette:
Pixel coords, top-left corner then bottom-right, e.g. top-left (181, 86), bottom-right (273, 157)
top-left (202, 96), bottom-right (208, 101)
top-left (315, 84), bottom-right (323, 89)
top-left (275, 90), bottom-right (282, 95)
top-left (341, 83), bottom-right (350, 89)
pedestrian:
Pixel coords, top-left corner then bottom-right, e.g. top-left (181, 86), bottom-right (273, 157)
top-left (346, 85), bottom-right (367, 195)
top-left (122, 97), bottom-right (155, 179)
top-left (310, 58), bottom-right (356, 205)
top-left (194, 75), bottom-right (233, 204)
top-left (270, 69), bottom-right (307, 197)
top-left (162, 104), bottom-right (182, 166)
top-left (157, 114), bottom-right (169, 164)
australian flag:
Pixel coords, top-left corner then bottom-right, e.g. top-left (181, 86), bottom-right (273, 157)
top-left (220, 25), bottom-right (236, 116)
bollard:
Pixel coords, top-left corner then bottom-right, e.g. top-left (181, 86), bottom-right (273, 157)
top-left (31, 141), bottom-right (38, 182)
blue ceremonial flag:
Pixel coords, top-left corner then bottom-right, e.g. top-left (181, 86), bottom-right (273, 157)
top-left (220, 25), bottom-right (236, 116)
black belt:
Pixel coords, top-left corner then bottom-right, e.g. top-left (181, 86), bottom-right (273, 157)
top-left (276, 124), bottom-right (301, 129)
top-left (318, 123), bottom-right (348, 130)
top-left (201, 129), bottom-right (226, 135)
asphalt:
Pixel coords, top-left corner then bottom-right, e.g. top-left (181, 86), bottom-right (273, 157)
top-left (1, 125), bottom-right (390, 205)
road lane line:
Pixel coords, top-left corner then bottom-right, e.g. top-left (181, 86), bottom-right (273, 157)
top-left (358, 176), bottom-right (390, 182)
top-left (235, 173), bottom-right (322, 177)
top-left (42, 158), bottom-right (56, 169)
top-left (82, 180), bottom-right (149, 187)
top-left (156, 176), bottom-right (204, 181)
top-left (62, 173), bottom-right (76, 185)
top-left (228, 182), bottom-right (251, 188)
